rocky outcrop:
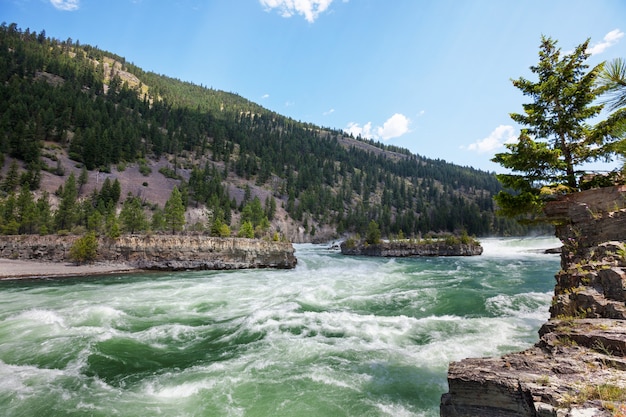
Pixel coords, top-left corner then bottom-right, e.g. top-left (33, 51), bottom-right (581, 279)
top-left (441, 186), bottom-right (626, 417)
top-left (340, 240), bottom-right (483, 257)
top-left (0, 234), bottom-right (297, 270)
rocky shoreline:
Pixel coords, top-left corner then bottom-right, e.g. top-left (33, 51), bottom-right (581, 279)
top-left (0, 234), bottom-right (297, 276)
top-left (340, 240), bottom-right (483, 257)
top-left (440, 185), bottom-right (626, 417)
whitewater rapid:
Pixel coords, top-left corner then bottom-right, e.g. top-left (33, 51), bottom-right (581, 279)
top-left (0, 237), bottom-right (561, 416)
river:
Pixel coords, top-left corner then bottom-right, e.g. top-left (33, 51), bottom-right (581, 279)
top-left (0, 237), bottom-right (561, 417)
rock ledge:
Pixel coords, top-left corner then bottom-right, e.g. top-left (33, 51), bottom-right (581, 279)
top-left (0, 234), bottom-right (297, 271)
top-left (441, 186), bottom-right (626, 417)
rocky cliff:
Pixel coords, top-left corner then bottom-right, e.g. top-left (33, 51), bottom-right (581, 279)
top-left (440, 185), bottom-right (626, 417)
top-left (340, 240), bottom-right (483, 257)
top-left (0, 234), bottom-right (297, 270)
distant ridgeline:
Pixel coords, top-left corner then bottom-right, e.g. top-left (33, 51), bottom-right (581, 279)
top-left (0, 23), bottom-right (530, 241)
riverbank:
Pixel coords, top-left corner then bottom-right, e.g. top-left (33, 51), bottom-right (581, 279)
top-left (0, 234), bottom-right (297, 275)
top-left (441, 185), bottom-right (626, 417)
top-left (0, 258), bottom-right (138, 280)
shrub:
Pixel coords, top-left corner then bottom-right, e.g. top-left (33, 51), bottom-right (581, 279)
top-left (366, 220), bottom-right (381, 245)
top-left (218, 223), bottom-right (231, 237)
top-left (69, 231), bottom-right (98, 264)
top-left (139, 164), bottom-right (152, 176)
top-left (343, 237), bottom-right (357, 248)
top-left (238, 221), bottom-right (254, 238)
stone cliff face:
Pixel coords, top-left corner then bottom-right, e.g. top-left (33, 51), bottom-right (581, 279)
top-left (340, 241), bottom-right (483, 257)
top-left (440, 186), bottom-right (626, 417)
top-left (0, 234), bottom-right (297, 270)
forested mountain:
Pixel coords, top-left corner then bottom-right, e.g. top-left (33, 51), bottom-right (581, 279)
top-left (0, 23), bottom-right (528, 241)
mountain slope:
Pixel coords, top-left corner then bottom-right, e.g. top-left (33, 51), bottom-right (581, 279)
top-left (0, 23), bottom-right (527, 241)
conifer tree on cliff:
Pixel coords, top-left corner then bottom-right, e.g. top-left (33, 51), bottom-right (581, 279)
top-left (492, 36), bottom-right (620, 220)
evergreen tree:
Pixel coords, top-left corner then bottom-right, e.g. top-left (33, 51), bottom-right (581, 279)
top-left (78, 165), bottom-right (89, 194)
top-left (164, 186), bottom-right (185, 233)
top-left (16, 185), bottom-right (36, 234)
top-left (35, 192), bottom-right (52, 235)
top-left (119, 196), bottom-right (147, 234)
top-left (105, 212), bottom-right (121, 238)
top-left (55, 172), bottom-right (78, 231)
top-left (366, 220), bottom-right (381, 244)
top-left (2, 160), bottom-right (19, 192)
top-left (493, 37), bottom-right (618, 219)
top-left (265, 195), bottom-right (277, 221)
top-left (238, 220), bottom-right (254, 238)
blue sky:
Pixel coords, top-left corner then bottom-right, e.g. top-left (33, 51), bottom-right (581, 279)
top-left (3, 0), bottom-right (626, 172)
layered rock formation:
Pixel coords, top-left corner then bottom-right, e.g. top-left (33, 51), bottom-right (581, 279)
top-left (440, 185), bottom-right (626, 417)
top-left (0, 234), bottom-right (297, 270)
top-left (340, 240), bottom-right (483, 257)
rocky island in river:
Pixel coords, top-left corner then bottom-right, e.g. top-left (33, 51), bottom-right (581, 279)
top-left (340, 237), bottom-right (483, 257)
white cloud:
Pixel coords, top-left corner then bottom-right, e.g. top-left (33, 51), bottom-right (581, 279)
top-left (345, 113), bottom-right (411, 141)
top-left (259, 0), bottom-right (334, 23)
top-left (377, 113), bottom-right (410, 140)
top-left (587, 29), bottom-right (624, 55)
top-left (323, 108), bottom-right (335, 115)
top-left (345, 121), bottom-right (373, 139)
top-left (465, 125), bottom-right (517, 154)
top-left (262, 94), bottom-right (270, 99)
top-left (50, 0), bottom-right (80, 11)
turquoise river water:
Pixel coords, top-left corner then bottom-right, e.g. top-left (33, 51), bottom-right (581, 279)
top-left (0, 237), bottom-right (561, 417)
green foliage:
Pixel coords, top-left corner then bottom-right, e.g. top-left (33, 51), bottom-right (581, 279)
top-left (69, 231), bottom-right (98, 264)
top-left (158, 166), bottom-right (181, 180)
top-left (343, 237), bottom-right (357, 248)
top-left (105, 212), bottom-right (121, 238)
top-left (238, 220), bottom-right (254, 238)
top-left (150, 208), bottom-right (166, 232)
top-left (218, 223), bottom-right (231, 237)
top-left (597, 58), bottom-right (626, 174)
top-left (1, 161), bottom-right (20, 193)
top-left (366, 220), bottom-right (381, 245)
top-left (164, 186), bottom-right (185, 233)
top-left (493, 36), bottom-right (619, 221)
top-left (54, 173), bottom-right (78, 231)
top-left (119, 196), bottom-right (147, 234)
top-left (138, 160), bottom-right (152, 176)
top-left (0, 23), bottom-right (534, 238)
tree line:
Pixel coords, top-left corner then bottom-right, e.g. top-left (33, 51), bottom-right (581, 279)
top-left (0, 22), bottom-right (530, 239)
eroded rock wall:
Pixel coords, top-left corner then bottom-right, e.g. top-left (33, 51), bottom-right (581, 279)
top-left (441, 186), bottom-right (626, 417)
top-left (340, 241), bottom-right (483, 257)
top-left (0, 234), bottom-right (297, 270)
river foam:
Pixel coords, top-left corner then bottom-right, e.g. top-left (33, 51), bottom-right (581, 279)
top-left (0, 237), bottom-right (560, 417)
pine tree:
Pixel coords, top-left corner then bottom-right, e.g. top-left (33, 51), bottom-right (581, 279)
top-left (2, 160), bottom-right (19, 192)
top-left (164, 186), bottom-right (185, 233)
top-left (78, 166), bottom-right (89, 194)
top-left (35, 192), bottom-right (52, 235)
top-left (16, 184), bottom-right (36, 234)
top-left (119, 196), bottom-right (147, 234)
top-left (55, 173), bottom-right (78, 231)
top-left (492, 36), bottom-right (618, 219)
top-left (238, 220), bottom-right (254, 238)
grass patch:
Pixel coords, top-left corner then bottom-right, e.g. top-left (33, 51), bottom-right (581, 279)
top-left (564, 383), bottom-right (626, 411)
